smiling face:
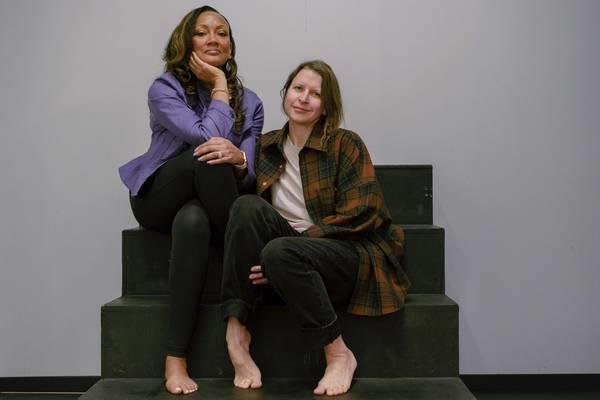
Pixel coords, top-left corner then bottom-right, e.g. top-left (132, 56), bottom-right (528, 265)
top-left (283, 68), bottom-right (325, 129)
top-left (191, 11), bottom-right (232, 67)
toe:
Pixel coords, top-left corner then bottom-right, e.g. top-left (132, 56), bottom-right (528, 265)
top-left (314, 384), bottom-right (325, 395)
top-left (237, 378), bottom-right (251, 389)
top-left (170, 386), bottom-right (183, 394)
top-left (250, 379), bottom-right (262, 389)
top-left (185, 383), bottom-right (197, 393)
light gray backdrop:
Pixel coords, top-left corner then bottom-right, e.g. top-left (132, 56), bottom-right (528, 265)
top-left (1, 0), bottom-right (598, 376)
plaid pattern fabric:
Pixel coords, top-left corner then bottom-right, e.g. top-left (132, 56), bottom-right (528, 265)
top-left (256, 123), bottom-right (410, 316)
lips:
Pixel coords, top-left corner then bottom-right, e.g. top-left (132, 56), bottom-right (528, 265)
top-left (204, 49), bottom-right (221, 55)
top-left (292, 106), bottom-right (311, 113)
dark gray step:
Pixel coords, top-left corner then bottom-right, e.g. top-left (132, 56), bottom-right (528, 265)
top-left (81, 377), bottom-right (475, 400)
top-left (122, 224), bottom-right (444, 298)
top-left (101, 294), bottom-right (458, 379)
top-left (375, 165), bottom-right (433, 225)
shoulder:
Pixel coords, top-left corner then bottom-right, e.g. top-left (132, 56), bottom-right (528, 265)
top-left (257, 128), bottom-right (284, 150)
top-left (259, 129), bottom-right (280, 143)
top-left (148, 72), bottom-right (184, 99)
top-left (327, 128), bottom-right (368, 151)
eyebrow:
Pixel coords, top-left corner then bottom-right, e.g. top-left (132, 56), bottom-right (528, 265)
top-left (195, 24), bottom-right (228, 30)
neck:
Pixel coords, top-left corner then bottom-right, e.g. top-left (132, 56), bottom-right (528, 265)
top-left (288, 121), bottom-right (314, 148)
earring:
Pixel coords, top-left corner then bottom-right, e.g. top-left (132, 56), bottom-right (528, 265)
top-left (225, 60), bottom-right (232, 73)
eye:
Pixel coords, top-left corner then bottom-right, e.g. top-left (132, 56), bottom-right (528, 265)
top-left (218, 31), bottom-right (229, 37)
top-left (193, 31), bottom-right (206, 37)
top-left (312, 91), bottom-right (321, 98)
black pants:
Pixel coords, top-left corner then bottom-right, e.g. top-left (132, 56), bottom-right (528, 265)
top-left (130, 148), bottom-right (239, 357)
top-left (221, 195), bottom-right (360, 349)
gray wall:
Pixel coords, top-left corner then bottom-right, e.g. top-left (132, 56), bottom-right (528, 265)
top-left (1, 0), bottom-right (598, 376)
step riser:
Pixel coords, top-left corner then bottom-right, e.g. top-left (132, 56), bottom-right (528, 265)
top-left (374, 166), bottom-right (433, 225)
top-left (101, 299), bottom-right (458, 379)
top-left (122, 225), bottom-right (444, 298)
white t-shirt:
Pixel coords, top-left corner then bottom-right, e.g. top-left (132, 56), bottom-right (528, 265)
top-left (271, 136), bottom-right (315, 233)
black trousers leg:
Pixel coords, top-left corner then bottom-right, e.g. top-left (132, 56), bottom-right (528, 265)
top-left (130, 148), bottom-right (238, 239)
top-left (261, 237), bottom-right (359, 349)
top-left (221, 195), bottom-right (300, 323)
top-left (221, 195), bottom-right (360, 349)
top-left (129, 148), bottom-right (239, 356)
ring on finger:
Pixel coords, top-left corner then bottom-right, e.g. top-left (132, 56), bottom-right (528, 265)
top-left (217, 151), bottom-right (222, 159)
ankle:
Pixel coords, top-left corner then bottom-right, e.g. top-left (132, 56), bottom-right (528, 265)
top-left (165, 355), bottom-right (187, 371)
top-left (226, 318), bottom-right (250, 346)
top-left (324, 336), bottom-right (350, 357)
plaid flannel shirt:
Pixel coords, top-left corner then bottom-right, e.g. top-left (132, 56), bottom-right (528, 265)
top-left (256, 123), bottom-right (410, 316)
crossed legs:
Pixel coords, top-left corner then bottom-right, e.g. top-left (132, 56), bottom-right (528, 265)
top-left (221, 195), bottom-right (359, 395)
top-left (131, 148), bottom-right (239, 394)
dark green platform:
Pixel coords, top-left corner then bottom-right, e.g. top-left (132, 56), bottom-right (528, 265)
top-left (80, 377), bottom-right (475, 400)
top-left (122, 224), bottom-right (445, 299)
top-left (102, 295), bottom-right (458, 379)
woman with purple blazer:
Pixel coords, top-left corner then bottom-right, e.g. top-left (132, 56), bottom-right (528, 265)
top-left (118, 6), bottom-right (263, 395)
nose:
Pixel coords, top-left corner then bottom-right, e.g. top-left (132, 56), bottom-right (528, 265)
top-left (206, 32), bottom-right (218, 44)
top-left (298, 90), bottom-right (309, 103)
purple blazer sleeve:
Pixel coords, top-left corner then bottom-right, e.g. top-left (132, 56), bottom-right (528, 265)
top-left (148, 75), bottom-right (235, 145)
top-left (238, 100), bottom-right (264, 191)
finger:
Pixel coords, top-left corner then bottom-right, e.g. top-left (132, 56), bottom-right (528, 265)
top-left (196, 146), bottom-right (220, 159)
top-left (194, 143), bottom-right (218, 156)
top-left (190, 51), bottom-right (204, 67)
top-left (192, 51), bottom-right (207, 66)
top-left (193, 145), bottom-right (204, 157)
top-left (205, 150), bottom-right (231, 163)
top-left (196, 142), bottom-right (225, 154)
top-left (189, 53), bottom-right (201, 72)
top-left (249, 273), bottom-right (263, 280)
top-left (250, 265), bottom-right (262, 273)
top-left (206, 155), bottom-right (234, 165)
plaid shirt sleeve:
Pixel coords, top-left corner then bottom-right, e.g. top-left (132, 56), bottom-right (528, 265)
top-left (304, 131), bottom-right (387, 238)
top-left (302, 130), bottom-right (410, 316)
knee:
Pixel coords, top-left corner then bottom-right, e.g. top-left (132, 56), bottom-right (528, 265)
top-left (195, 158), bottom-right (233, 180)
top-left (229, 195), bottom-right (268, 225)
top-left (260, 237), bottom-right (300, 280)
top-left (172, 200), bottom-right (210, 240)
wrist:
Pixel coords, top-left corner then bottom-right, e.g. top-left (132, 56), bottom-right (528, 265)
top-left (210, 87), bottom-right (229, 98)
top-left (234, 150), bottom-right (247, 170)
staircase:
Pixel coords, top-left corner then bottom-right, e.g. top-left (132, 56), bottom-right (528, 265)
top-left (81, 165), bottom-right (476, 399)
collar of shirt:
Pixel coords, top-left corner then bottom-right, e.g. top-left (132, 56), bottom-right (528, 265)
top-left (261, 121), bottom-right (329, 153)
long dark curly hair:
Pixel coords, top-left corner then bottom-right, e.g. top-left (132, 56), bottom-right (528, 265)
top-left (163, 6), bottom-right (245, 131)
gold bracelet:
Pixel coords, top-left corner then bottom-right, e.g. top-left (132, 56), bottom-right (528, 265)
top-left (211, 88), bottom-right (228, 97)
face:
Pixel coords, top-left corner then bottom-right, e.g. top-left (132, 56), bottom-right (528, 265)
top-left (192, 11), bottom-right (232, 67)
top-left (284, 68), bottom-right (325, 128)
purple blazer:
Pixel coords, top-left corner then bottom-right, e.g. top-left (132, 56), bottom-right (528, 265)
top-left (119, 72), bottom-right (264, 196)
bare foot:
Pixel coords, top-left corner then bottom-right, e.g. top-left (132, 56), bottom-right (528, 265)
top-left (226, 317), bottom-right (262, 389)
top-left (164, 356), bottom-right (198, 395)
top-left (313, 336), bottom-right (357, 396)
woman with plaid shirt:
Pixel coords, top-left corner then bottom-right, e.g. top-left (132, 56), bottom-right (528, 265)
top-left (221, 60), bottom-right (410, 396)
